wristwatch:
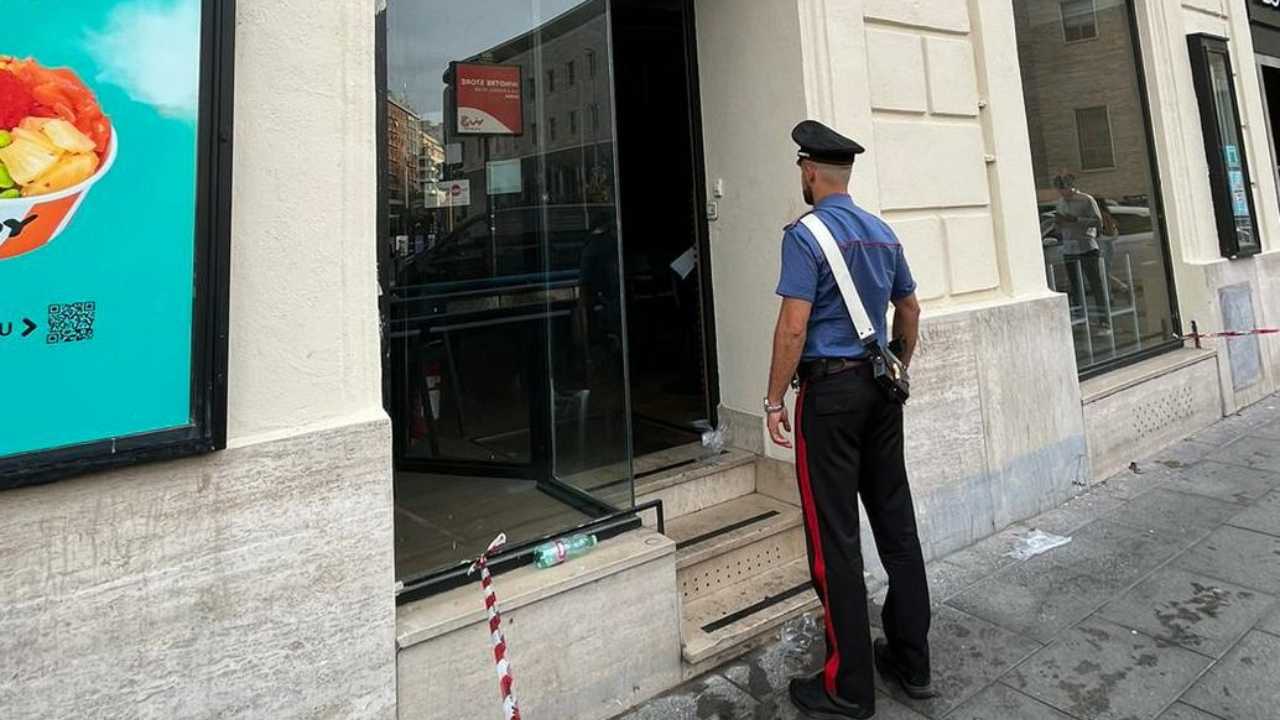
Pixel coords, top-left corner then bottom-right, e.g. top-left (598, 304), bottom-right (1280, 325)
top-left (763, 398), bottom-right (786, 414)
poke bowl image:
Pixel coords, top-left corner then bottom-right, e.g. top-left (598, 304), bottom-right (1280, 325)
top-left (0, 56), bottom-right (116, 261)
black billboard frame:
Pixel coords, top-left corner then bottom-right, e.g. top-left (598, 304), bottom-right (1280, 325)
top-left (0, 0), bottom-right (235, 490)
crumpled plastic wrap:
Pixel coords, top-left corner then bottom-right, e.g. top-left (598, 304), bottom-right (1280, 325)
top-left (1005, 530), bottom-right (1072, 560)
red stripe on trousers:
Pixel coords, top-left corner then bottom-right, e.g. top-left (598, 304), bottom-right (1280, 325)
top-left (794, 384), bottom-right (842, 696)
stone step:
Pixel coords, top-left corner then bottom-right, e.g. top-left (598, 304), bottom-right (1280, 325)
top-left (635, 448), bottom-right (758, 521)
top-left (679, 557), bottom-right (819, 668)
top-left (665, 493), bottom-right (806, 604)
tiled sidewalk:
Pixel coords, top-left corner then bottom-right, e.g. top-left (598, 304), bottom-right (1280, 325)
top-left (617, 398), bottom-right (1280, 720)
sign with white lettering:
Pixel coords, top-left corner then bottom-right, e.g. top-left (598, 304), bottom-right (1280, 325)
top-left (455, 63), bottom-right (523, 136)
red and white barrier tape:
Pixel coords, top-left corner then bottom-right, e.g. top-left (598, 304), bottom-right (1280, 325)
top-left (469, 533), bottom-right (522, 720)
top-left (1178, 328), bottom-right (1280, 341)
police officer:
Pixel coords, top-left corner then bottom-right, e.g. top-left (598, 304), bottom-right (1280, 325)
top-left (765, 120), bottom-right (933, 719)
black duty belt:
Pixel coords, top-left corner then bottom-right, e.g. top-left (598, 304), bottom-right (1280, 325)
top-left (796, 357), bottom-right (872, 382)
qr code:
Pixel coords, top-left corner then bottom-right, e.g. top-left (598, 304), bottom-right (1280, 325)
top-left (47, 302), bottom-right (96, 344)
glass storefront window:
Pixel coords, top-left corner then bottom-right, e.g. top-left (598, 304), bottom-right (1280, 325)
top-left (381, 0), bottom-right (633, 584)
top-left (1015, 0), bottom-right (1180, 373)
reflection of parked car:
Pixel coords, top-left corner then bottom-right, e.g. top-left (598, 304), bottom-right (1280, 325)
top-left (1040, 201), bottom-right (1153, 248)
top-left (397, 204), bottom-right (616, 290)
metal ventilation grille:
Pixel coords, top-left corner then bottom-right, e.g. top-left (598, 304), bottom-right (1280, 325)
top-left (1133, 386), bottom-right (1195, 439)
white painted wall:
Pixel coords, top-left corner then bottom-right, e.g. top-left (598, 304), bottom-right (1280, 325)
top-left (1134, 0), bottom-right (1280, 408)
top-left (694, 0), bottom-right (808, 432)
top-left (227, 0), bottom-right (384, 444)
top-left (699, 0), bottom-right (1063, 450)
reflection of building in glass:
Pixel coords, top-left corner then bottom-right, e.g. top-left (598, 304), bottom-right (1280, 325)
top-left (1013, 0), bottom-right (1176, 371)
top-left (387, 96), bottom-right (425, 214)
top-left (1015, 0), bottom-right (1151, 201)
top-left (419, 121), bottom-right (444, 188)
top-left (442, 2), bottom-right (616, 223)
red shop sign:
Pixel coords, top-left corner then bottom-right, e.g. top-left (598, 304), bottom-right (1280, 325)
top-left (455, 63), bottom-right (523, 136)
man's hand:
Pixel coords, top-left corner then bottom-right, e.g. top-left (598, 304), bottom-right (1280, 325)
top-left (767, 406), bottom-right (793, 448)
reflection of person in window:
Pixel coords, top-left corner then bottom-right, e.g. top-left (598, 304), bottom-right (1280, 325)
top-left (1093, 196), bottom-right (1129, 296)
top-left (1054, 174), bottom-right (1110, 333)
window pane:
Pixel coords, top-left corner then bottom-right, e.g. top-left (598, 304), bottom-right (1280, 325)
top-left (383, 0), bottom-right (632, 581)
top-left (1016, 0), bottom-right (1178, 373)
top-left (1062, 0), bottom-right (1097, 42)
top-left (1076, 106), bottom-right (1114, 169)
top-left (1206, 49), bottom-right (1260, 254)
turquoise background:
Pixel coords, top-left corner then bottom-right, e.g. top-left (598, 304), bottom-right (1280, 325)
top-left (0, 0), bottom-right (199, 457)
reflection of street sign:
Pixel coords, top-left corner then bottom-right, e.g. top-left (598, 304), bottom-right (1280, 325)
top-left (1230, 169), bottom-right (1246, 191)
top-left (487, 159), bottom-right (522, 195)
top-left (425, 180), bottom-right (471, 208)
top-left (455, 63), bottom-right (523, 136)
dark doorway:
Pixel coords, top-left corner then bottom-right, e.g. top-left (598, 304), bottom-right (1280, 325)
top-left (613, 0), bottom-right (717, 457)
top-left (1261, 64), bottom-right (1280, 197)
top-left (379, 0), bottom-right (718, 590)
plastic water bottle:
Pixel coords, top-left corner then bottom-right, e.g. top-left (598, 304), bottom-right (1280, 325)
top-left (533, 534), bottom-right (598, 569)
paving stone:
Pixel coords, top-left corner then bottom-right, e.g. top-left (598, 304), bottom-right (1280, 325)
top-left (874, 605), bottom-right (1042, 718)
top-left (1237, 400), bottom-right (1280, 428)
top-left (613, 674), bottom-right (760, 720)
top-left (948, 521), bottom-right (1182, 643)
top-left (1257, 603), bottom-right (1280, 636)
top-left (937, 524), bottom-right (1033, 582)
top-left (1005, 617), bottom-right (1212, 720)
top-left (1210, 436), bottom-right (1280, 474)
top-left (1027, 491), bottom-right (1126, 536)
top-left (756, 690), bottom-right (928, 720)
top-left (947, 683), bottom-right (1076, 720)
top-left (1227, 490), bottom-right (1280, 538)
top-left (1104, 489), bottom-right (1243, 544)
top-left (1143, 440), bottom-right (1218, 471)
top-left (720, 615), bottom-right (825, 700)
top-left (1175, 526), bottom-right (1280, 594)
top-left (1191, 414), bottom-right (1264, 447)
top-left (1247, 418), bottom-right (1280, 441)
top-left (1156, 703), bottom-right (1223, 720)
top-left (1181, 631), bottom-right (1280, 720)
top-left (1096, 566), bottom-right (1277, 657)
top-left (1092, 466), bottom-right (1171, 501)
top-left (1161, 461), bottom-right (1278, 505)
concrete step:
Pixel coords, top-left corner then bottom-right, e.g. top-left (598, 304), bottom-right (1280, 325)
top-left (635, 448), bottom-right (757, 521)
top-left (665, 493), bottom-right (806, 604)
top-left (679, 557), bottom-right (819, 668)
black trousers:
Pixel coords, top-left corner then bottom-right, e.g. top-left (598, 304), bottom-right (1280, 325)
top-left (1064, 250), bottom-right (1108, 326)
top-left (795, 370), bottom-right (931, 706)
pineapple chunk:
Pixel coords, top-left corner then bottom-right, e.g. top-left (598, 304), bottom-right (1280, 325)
top-left (18, 117), bottom-right (51, 133)
top-left (10, 127), bottom-right (59, 154)
top-left (40, 119), bottom-right (96, 154)
top-left (0, 136), bottom-right (59, 185)
top-left (21, 152), bottom-right (99, 196)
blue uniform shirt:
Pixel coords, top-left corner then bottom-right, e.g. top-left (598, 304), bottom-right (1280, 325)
top-left (775, 194), bottom-right (917, 360)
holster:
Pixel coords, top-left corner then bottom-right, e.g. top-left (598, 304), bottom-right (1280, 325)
top-left (867, 338), bottom-right (910, 404)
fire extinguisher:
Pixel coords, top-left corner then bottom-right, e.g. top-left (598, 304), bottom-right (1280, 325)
top-left (410, 393), bottom-right (428, 439)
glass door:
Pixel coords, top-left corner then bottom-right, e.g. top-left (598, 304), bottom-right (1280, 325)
top-left (382, 0), bottom-right (632, 582)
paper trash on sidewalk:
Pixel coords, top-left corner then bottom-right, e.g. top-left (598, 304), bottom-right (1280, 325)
top-left (1005, 530), bottom-right (1072, 560)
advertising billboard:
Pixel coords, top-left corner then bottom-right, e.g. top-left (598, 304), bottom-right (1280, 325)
top-left (455, 63), bottom-right (523, 136)
top-left (0, 0), bottom-right (234, 488)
